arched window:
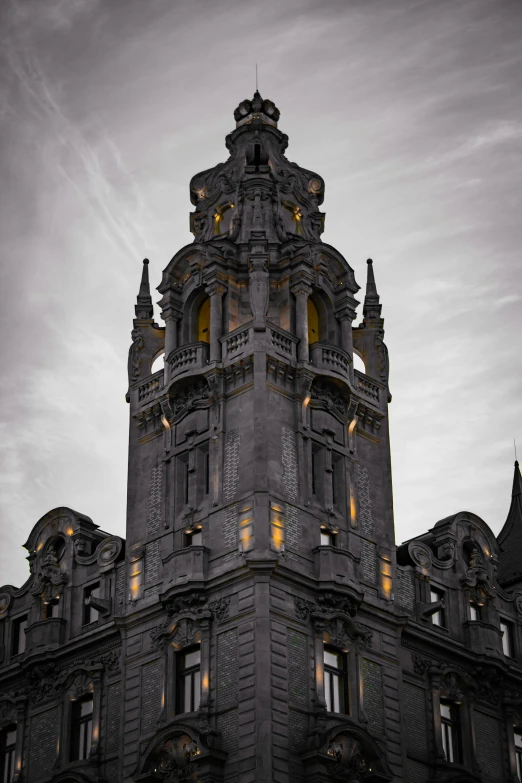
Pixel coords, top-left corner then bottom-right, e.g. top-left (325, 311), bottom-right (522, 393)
top-left (307, 299), bottom-right (319, 345)
top-left (198, 298), bottom-right (210, 343)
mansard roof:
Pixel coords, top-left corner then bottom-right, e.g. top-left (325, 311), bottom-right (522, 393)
top-left (496, 460), bottom-right (522, 587)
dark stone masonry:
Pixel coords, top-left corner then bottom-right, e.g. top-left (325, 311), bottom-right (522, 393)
top-left (1, 92), bottom-right (522, 783)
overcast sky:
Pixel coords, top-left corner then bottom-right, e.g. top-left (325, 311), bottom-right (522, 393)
top-left (1, 0), bottom-right (521, 588)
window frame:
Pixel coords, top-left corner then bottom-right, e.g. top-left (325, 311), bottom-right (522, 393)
top-left (429, 586), bottom-right (446, 628)
top-left (320, 529), bottom-right (337, 547)
top-left (83, 582), bottom-right (100, 626)
top-left (184, 528), bottom-right (203, 548)
top-left (440, 699), bottom-right (461, 764)
top-left (69, 694), bottom-right (94, 762)
top-left (468, 602), bottom-right (480, 622)
top-left (323, 645), bottom-right (348, 715)
top-left (501, 619), bottom-right (514, 658)
top-left (11, 616), bottom-right (27, 657)
top-left (514, 726), bottom-right (522, 780)
top-left (1, 724), bottom-right (16, 783)
top-left (176, 646), bottom-right (201, 715)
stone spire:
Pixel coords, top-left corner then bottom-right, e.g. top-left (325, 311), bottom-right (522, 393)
top-left (135, 258), bottom-right (153, 320)
top-left (363, 258), bottom-right (382, 321)
top-left (496, 461), bottom-right (522, 586)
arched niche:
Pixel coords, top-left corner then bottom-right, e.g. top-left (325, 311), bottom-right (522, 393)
top-left (181, 288), bottom-right (210, 345)
top-left (151, 350), bottom-right (165, 375)
top-left (307, 298), bottom-right (319, 344)
top-left (309, 288), bottom-right (338, 345)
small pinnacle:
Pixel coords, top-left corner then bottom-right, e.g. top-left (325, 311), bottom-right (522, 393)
top-left (367, 258), bottom-right (373, 265)
top-left (143, 258), bottom-right (149, 265)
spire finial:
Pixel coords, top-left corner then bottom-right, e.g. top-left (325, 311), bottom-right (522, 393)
top-left (256, 63), bottom-right (258, 92)
top-left (363, 258), bottom-right (382, 320)
top-left (513, 456), bottom-right (522, 498)
top-left (135, 258), bottom-right (153, 320)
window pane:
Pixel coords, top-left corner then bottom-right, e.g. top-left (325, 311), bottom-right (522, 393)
top-left (469, 604), bottom-right (479, 622)
top-left (501, 622), bottom-right (512, 656)
top-left (183, 673), bottom-right (192, 713)
top-left (85, 717), bottom-right (92, 758)
top-left (193, 670), bottom-right (201, 712)
top-left (184, 649), bottom-right (201, 669)
top-left (515, 730), bottom-right (522, 749)
top-left (80, 699), bottom-right (93, 717)
top-left (324, 650), bottom-right (341, 669)
top-left (5, 729), bottom-right (16, 748)
top-left (332, 673), bottom-right (340, 713)
top-left (191, 531), bottom-right (202, 546)
top-left (324, 671), bottom-right (332, 712)
top-left (321, 531), bottom-right (332, 546)
top-left (440, 702), bottom-right (452, 720)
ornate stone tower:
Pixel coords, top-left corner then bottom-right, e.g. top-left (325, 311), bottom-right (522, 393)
top-left (123, 92), bottom-right (398, 782)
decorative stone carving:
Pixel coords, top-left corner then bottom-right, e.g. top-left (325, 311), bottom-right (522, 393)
top-left (408, 541), bottom-right (433, 573)
top-left (311, 379), bottom-right (350, 417)
top-left (30, 545), bottom-right (68, 607)
top-left (128, 328), bottom-right (144, 382)
top-left (208, 597), bottom-right (230, 622)
top-left (317, 592), bottom-right (358, 617)
top-left (97, 536), bottom-right (123, 567)
top-left (411, 652), bottom-right (433, 677)
top-left (460, 546), bottom-right (495, 605)
top-left (0, 592), bottom-right (11, 617)
top-left (327, 734), bottom-right (368, 782)
top-left (169, 380), bottom-right (210, 421)
top-left (294, 596), bottom-right (316, 621)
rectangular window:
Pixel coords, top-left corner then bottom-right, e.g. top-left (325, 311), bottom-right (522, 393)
top-left (11, 617), bottom-right (27, 656)
top-left (501, 620), bottom-right (514, 657)
top-left (430, 587), bottom-right (446, 628)
top-left (184, 528), bottom-right (202, 547)
top-left (515, 727), bottom-right (522, 779)
top-left (323, 646), bottom-right (347, 714)
top-left (1, 725), bottom-right (16, 783)
top-left (83, 583), bottom-right (100, 626)
top-left (70, 695), bottom-right (93, 762)
top-left (238, 505), bottom-right (253, 553)
top-left (440, 700), bottom-right (461, 763)
top-left (177, 647), bottom-right (201, 714)
top-left (43, 600), bottom-right (59, 620)
top-left (270, 502), bottom-right (284, 553)
top-left (320, 529), bottom-right (336, 547)
top-left (469, 603), bottom-right (480, 622)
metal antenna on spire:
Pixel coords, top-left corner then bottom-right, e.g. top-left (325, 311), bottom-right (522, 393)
top-left (256, 63), bottom-right (258, 91)
top-left (515, 439), bottom-right (518, 461)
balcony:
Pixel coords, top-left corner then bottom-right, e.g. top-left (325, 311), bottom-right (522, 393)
top-left (354, 370), bottom-right (380, 405)
top-left (269, 324), bottom-right (297, 361)
top-left (221, 322), bottom-right (252, 362)
top-left (138, 369), bottom-right (164, 403)
top-left (309, 343), bottom-right (351, 379)
top-left (167, 342), bottom-right (210, 379)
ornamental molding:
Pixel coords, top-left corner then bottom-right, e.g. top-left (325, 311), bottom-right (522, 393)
top-left (151, 595), bottom-right (231, 651)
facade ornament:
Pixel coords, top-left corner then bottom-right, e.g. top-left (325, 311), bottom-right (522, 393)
top-left (460, 546), bottom-right (496, 605)
top-left (152, 734), bottom-right (201, 782)
top-left (311, 379), bottom-right (351, 417)
top-left (408, 541), bottom-right (433, 574)
top-left (327, 734), bottom-right (368, 782)
top-left (374, 330), bottom-right (389, 384)
top-left (0, 592), bottom-right (11, 617)
top-left (294, 596), bottom-right (316, 621)
top-left (128, 328), bottom-right (144, 382)
top-left (411, 652), bottom-right (433, 678)
top-left (208, 597), bottom-right (230, 622)
top-left (97, 536), bottom-right (123, 567)
top-left (30, 545), bottom-right (68, 606)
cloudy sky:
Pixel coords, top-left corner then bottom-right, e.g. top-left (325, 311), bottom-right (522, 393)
top-left (0, 0), bottom-right (521, 588)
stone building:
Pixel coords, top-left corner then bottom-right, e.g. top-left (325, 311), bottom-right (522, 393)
top-left (1, 92), bottom-right (521, 783)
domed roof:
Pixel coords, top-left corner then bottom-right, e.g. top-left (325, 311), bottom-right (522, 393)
top-left (233, 91), bottom-right (280, 127)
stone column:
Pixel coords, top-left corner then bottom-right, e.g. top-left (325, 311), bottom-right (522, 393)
top-left (206, 282), bottom-right (226, 362)
top-left (159, 288), bottom-right (183, 382)
top-left (292, 283), bottom-right (312, 362)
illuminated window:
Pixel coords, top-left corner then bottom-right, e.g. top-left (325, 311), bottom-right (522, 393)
top-left (320, 529), bottom-right (336, 547)
top-left (70, 695), bottom-right (93, 761)
top-left (307, 299), bottom-right (319, 344)
top-left (429, 587), bottom-right (446, 628)
top-left (83, 583), bottom-right (100, 626)
top-left (177, 647), bottom-right (201, 714)
top-left (440, 700), bottom-right (461, 763)
top-left (238, 505), bottom-right (253, 553)
top-left (514, 728), bottom-right (522, 779)
top-left (1, 725), bottom-right (16, 783)
top-left (11, 617), bottom-right (27, 656)
top-left (469, 603), bottom-right (480, 622)
top-left (184, 528), bottom-right (202, 547)
top-left (501, 620), bottom-right (514, 657)
top-left (197, 298), bottom-right (210, 343)
top-left (323, 646), bottom-right (347, 714)
top-left (270, 503), bottom-right (284, 553)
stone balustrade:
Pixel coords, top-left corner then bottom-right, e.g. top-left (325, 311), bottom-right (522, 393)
top-left (167, 341), bottom-right (210, 377)
top-left (355, 370), bottom-right (380, 404)
top-left (309, 343), bottom-right (351, 378)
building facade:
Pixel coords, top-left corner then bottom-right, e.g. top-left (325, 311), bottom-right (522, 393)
top-left (1, 92), bottom-right (521, 783)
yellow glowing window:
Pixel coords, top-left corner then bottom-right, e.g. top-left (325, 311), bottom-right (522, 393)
top-left (307, 299), bottom-right (319, 344)
top-left (198, 298), bottom-right (210, 343)
top-left (239, 506), bottom-right (253, 553)
top-left (270, 502), bottom-right (284, 553)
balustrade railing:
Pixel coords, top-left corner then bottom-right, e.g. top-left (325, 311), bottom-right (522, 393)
top-left (355, 372), bottom-right (380, 403)
top-left (167, 342), bottom-right (209, 376)
top-left (309, 343), bottom-right (351, 378)
top-left (138, 371), bottom-right (164, 402)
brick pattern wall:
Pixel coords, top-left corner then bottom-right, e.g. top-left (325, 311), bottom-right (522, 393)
top-left (217, 710), bottom-right (238, 754)
top-left (288, 708), bottom-right (308, 754)
top-left (145, 540), bottom-right (160, 583)
top-left (104, 759), bottom-right (120, 783)
top-left (407, 759), bottom-right (429, 783)
top-left (403, 682), bottom-right (428, 757)
top-left (105, 681), bottom-right (121, 755)
top-left (218, 629), bottom-right (238, 703)
top-left (362, 658), bottom-right (384, 734)
top-left (141, 658), bottom-right (162, 733)
top-left (361, 540), bottom-right (377, 583)
top-left (28, 707), bottom-right (58, 782)
top-left (222, 504), bottom-right (238, 550)
top-left (223, 428), bottom-right (240, 502)
top-left (288, 630), bottom-right (308, 706)
top-left (285, 504), bottom-right (300, 551)
top-left (475, 711), bottom-right (504, 783)
top-left (123, 665), bottom-right (140, 775)
top-left (281, 426), bottom-right (298, 501)
top-left (116, 563), bottom-right (125, 609)
top-left (147, 465), bottom-right (162, 535)
top-left (357, 465), bottom-right (374, 536)
top-left (272, 621), bottom-right (289, 782)
top-left (397, 568), bottom-right (415, 612)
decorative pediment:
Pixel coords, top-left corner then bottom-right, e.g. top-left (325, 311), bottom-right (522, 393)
top-left (151, 594), bottom-right (230, 651)
top-left (304, 723), bottom-right (392, 781)
top-left (135, 720), bottom-right (226, 782)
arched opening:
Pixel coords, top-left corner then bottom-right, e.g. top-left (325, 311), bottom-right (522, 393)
top-left (198, 298), bottom-right (210, 343)
top-left (151, 351), bottom-right (165, 375)
top-left (353, 351), bottom-right (365, 374)
top-left (308, 299), bottom-right (319, 345)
